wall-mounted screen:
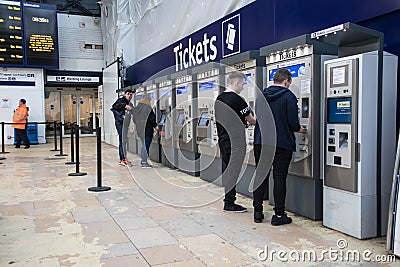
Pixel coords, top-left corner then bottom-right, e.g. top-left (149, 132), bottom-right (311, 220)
top-left (159, 112), bottom-right (167, 124)
top-left (0, 1), bottom-right (58, 69)
top-left (198, 112), bottom-right (209, 126)
top-left (327, 97), bottom-right (352, 123)
top-left (269, 63), bottom-right (306, 81)
top-left (199, 81), bottom-right (215, 91)
top-left (176, 112), bottom-right (185, 125)
top-left (0, 1), bottom-right (23, 66)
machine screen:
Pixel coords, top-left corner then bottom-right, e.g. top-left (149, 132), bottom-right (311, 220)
top-left (198, 112), bottom-right (209, 126)
top-left (269, 63), bottom-right (306, 81)
top-left (244, 73), bottom-right (252, 84)
top-left (159, 112), bottom-right (167, 124)
top-left (327, 97), bottom-right (352, 123)
top-left (176, 112), bottom-right (185, 125)
top-left (330, 65), bottom-right (349, 88)
top-left (199, 81), bottom-right (215, 91)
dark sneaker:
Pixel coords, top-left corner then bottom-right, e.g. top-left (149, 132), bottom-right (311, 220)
top-left (254, 211), bottom-right (264, 223)
top-left (223, 204), bottom-right (247, 213)
top-left (15, 145), bottom-right (20, 148)
top-left (271, 213), bottom-right (292, 226)
top-left (24, 146), bottom-right (30, 149)
top-left (141, 162), bottom-right (152, 168)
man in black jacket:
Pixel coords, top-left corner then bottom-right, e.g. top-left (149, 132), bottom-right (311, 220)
top-left (132, 94), bottom-right (158, 168)
top-left (253, 69), bottom-right (306, 225)
top-left (111, 89), bottom-right (133, 166)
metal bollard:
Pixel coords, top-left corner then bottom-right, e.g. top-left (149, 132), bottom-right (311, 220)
top-left (68, 125), bottom-right (87, 176)
top-left (55, 122), bottom-right (67, 157)
top-left (88, 127), bottom-right (111, 192)
top-left (65, 123), bottom-right (76, 165)
top-left (50, 121), bottom-right (59, 151)
top-left (0, 122), bottom-right (9, 154)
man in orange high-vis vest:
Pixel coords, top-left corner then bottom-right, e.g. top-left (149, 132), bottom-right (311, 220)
top-left (12, 98), bottom-right (30, 149)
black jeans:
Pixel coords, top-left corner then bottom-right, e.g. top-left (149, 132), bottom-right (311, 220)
top-left (15, 129), bottom-right (30, 147)
top-left (219, 140), bottom-right (246, 205)
top-left (115, 123), bottom-right (125, 160)
top-left (253, 146), bottom-right (292, 215)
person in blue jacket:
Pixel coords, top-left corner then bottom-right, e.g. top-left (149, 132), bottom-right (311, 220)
top-left (252, 68), bottom-right (306, 225)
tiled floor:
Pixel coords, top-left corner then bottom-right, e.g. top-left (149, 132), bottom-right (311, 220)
top-left (0, 138), bottom-right (397, 266)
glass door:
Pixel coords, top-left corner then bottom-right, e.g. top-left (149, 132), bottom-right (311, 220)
top-left (44, 91), bottom-right (61, 136)
top-left (62, 93), bottom-right (97, 137)
top-left (62, 94), bottom-right (78, 136)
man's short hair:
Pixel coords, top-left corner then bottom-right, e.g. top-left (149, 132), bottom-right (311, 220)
top-left (227, 71), bottom-right (246, 85)
top-left (124, 89), bottom-right (134, 94)
top-left (20, 99), bottom-right (26, 104)
top-left (273, 69), bottom-right (292, 84)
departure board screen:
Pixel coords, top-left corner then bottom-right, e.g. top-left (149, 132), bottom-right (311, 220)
top-left (0, 1), bottom-right (58, 69)
top-left (0, 1), bottom-right (23, 66)
top-left (23, 2), bottom-right (58, 68)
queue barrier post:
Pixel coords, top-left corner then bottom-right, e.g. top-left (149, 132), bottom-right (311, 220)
top-left (88, 127), bottom-right (111, 192)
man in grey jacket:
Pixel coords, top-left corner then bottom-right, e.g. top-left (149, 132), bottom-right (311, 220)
top-left (132, 94), bottom-right (158, 168)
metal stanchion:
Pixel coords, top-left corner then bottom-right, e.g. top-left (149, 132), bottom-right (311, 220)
top-left (68, 125), bottom-right (87, 176)
top-left (55, 122), bottom-right (67, 157)
top-left (0, 122), bottom-right (10, 154)
top-left (88, 127), bottom-right (111, 192)
top-left (65, 123), bottom-right (76, 165)
top-left (50, 121), bottom-right (59, 151)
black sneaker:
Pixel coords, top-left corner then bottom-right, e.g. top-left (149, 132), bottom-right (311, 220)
top-left (141, 162), bottom-right (153, 168)
top-left (15, 145), bottom-right (20, 148)
top-left (271, 213), bottom-right (292, 226)
top-left (254, 211), bottom-right (264, 223)
top-left (223, 204), bottom-right (247, 213)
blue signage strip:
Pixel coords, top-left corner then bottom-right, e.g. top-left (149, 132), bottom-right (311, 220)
top-left (269, 63), bottom-right (306, 81)
top-left (199, 81), bottom-right (215, 91)
top-left (177, 85), bottom-right (189, 95)
top-left (0, 81), bottom-right (35, 86)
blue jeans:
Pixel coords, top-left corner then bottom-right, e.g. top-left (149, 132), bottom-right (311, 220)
top-left (141, 137), bottom-right (152, 163)
top-left (115, 123), bottom-right (125, 160)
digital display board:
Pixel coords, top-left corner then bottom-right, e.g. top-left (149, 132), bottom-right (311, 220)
top-left (0, 1), bottom-right (58, 69)
top-left (0, 1), bottom-right (23, 66)
top-left (327, 97), bottom-right (352, 123)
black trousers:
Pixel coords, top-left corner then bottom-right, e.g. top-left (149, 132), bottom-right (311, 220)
top-left (220, 140), bottom-right (246, 205)
top-left (15, 129), bottom-right (30, 147)
top-left (115, 123), bottom-right (125, 160)
top-left (253, 145), bottom-right (292, 215)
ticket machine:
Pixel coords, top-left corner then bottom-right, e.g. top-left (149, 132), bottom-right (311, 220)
top-left (155, 76), bottom-right (176, 169)
top-left (192, 63), bottom-right (222, 185)
top-left (171, 70), bottom-right (199, 176)
top-left (144, 80), bottom-right (161, 163)
top-left (260, 35), bottom-right (337, 220)
top-left (220, 51), bottom-right (265, 197)
top-left (323, 51), bottom-right (397, 238)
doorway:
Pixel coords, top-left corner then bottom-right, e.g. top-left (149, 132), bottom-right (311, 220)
top-left (45, 89), bottom-right (99, 137)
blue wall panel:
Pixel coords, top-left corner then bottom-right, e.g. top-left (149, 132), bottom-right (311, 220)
top-left (126, 0), bottom-right (400, 85)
